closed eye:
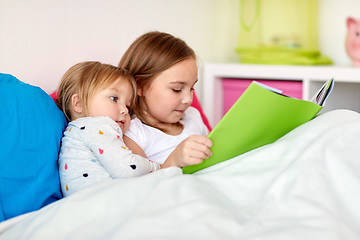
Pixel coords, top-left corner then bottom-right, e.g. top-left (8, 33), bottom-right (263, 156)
top-left (172, 89), bottom-right (181, 93)
top-left (110, 96), bottom-right (118, 102)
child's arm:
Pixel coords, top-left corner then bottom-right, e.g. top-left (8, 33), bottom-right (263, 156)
top-left (124, 133), bottom-right (212, 169)
top-left (59, 124), bottom-right (114, 197)
top-left (77, 117), bottom-right (161, 178)
top-left (123, 135), bottom-right (147, 158)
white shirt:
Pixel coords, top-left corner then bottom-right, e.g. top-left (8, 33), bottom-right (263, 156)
top-left (125, 107), bottom-right (209, 164)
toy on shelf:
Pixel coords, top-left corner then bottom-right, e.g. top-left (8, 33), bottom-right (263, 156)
top-left (346, 17), bottom-right (360, 67)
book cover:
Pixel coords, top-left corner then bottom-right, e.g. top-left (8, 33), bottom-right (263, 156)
top-left (182, 79), bottom-right (333, 174)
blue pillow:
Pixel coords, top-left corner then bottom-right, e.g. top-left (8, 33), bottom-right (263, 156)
top-left (0, 73), bottom-right (66, 221)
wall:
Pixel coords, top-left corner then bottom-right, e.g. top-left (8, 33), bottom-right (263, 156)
top-left (0, 0), bottom-right (239, 95)
top-left (318, 0), bottom-right (360, 66)
top-left (0, 0), bottom-right (359, 101)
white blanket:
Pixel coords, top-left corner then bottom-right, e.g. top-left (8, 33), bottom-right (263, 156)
top-left (1, 109), bottom-right (360, 240)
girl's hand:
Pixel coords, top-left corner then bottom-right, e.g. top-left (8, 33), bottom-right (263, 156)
top-left (162, 135), bottom-right (213, 168)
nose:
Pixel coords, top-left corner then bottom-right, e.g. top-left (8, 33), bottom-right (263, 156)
top-left (182, 90), bottom-right (193, 105)
top-left (120, 104), bottom-right (129, 115)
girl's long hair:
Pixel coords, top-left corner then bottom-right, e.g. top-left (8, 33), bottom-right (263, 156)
top-left (118, 31), bottom-right (196, 130)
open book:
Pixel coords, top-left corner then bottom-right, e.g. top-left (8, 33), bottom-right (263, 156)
top-left (182, 78), bottom-right (334, 174)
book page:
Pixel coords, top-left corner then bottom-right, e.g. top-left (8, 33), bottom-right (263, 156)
top-left (310, 78), bottom-right (334, 106)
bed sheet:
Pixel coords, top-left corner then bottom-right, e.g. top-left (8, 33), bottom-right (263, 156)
top-left (1, 109), bottom-right (360, 240)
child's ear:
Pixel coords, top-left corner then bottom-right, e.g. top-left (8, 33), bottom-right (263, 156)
top-left (71, 94), bottom-right (83, 114)
top-left (137, 88), bottom-right (143, 96)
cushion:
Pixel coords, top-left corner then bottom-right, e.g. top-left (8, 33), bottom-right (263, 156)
top-left (0, 73), bottom-right (67, 221)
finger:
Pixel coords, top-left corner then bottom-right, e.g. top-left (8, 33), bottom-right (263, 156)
top-left (189, 157), bottom-right (203, 166)
top-left (186, 145), bottom-right (212, 160)
top-left (188, 135), bottom-right (213, 148)
top-left (195, 141), bottom-right (213, 157)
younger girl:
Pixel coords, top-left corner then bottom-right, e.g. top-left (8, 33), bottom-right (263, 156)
top-left (119, 31), bottom-right (213, 169)
top-left (56, 61), bottom-right (162, 196)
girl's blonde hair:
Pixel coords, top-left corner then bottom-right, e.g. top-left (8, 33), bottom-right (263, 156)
top-left (118, 31), bottom-right (196, 129)
top-left (56, 61), bottom-right (136, 122)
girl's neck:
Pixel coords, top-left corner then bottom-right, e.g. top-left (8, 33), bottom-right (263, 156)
top-left (156, 122), bottom-right (184, 135)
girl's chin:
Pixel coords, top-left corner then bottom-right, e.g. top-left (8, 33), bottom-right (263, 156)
top-left (171, 114), bottom-right (183, 121)
top-left (157, 117), bottom-right (182, 125)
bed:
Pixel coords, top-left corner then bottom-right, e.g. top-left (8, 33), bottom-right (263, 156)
top-left (1, 74), bottom-right (360, 239)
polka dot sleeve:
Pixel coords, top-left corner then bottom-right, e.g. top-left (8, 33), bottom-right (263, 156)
top-left (73, 117), bottom-right (161, 178)
top-left (58, 116), bottom-right (161, 197)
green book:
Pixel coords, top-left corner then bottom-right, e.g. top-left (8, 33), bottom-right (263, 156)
top-left (182, 78), bottom-right (334, 174)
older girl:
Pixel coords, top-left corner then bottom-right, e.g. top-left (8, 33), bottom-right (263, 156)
top-left (119, 31), bottom-right (213, 169)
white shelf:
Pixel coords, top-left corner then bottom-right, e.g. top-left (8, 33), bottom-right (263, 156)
top-left (202, 63), bottom-right (360, 127)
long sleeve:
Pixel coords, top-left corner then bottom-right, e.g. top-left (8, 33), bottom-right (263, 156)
top-left (80, 117), bottom-right (161, 178)
top-left (58, 116), bottom-right (160, 197)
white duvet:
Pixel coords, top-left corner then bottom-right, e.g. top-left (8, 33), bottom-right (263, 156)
top-left (1, 109), bottom-right (360, 240)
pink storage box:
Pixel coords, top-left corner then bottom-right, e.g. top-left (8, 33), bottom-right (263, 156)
top-left (221, 79), bottom-right (303, 115)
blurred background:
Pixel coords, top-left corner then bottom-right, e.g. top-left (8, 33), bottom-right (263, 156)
top-left (0, 0), bottom-right (359, 100)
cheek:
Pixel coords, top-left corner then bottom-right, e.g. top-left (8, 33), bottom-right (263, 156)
top-left (123, 115), bottom-right (131, 131)
top-left (144, 86), bottom-right (180, 111)
top-left (351, 40), bottom-right (359, 48)
top-left (150, 94), bottom-right (179, 111)
top-left (89, 103), bottom-right (117, 118)
top-left (88, 104), bottom-right (103, 117)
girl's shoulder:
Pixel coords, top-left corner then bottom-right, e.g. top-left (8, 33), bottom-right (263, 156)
top-left (127, 117), bottom-right (147, 132)
top-left (182, 106), bottom-right (202, 120)
top-left (182, 106), bottom-right (202, 123)
top-left (127, 117), bottom-right (164, 136)
top-left (126, 117), bottom-right (148, 141)
top-left (125, 117), bottom-right (163, 150)
top-left (182, 107), bottom-right (209, 135)
top-left (186, 106), bottom-right (200, 115)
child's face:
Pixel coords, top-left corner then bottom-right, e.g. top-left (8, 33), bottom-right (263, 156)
top-left (88, 78), bottom-right (133, 133)
top-left (140, 58), bottom-right (197, 126)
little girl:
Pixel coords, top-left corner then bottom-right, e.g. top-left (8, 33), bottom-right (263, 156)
top-left (119, 31), bottom-right (213, 168)
top-left (56, 61), bottom-right (163, 196)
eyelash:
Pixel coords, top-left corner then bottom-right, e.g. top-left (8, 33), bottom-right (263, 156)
top-left (172, 88), bottom-right (194, 93)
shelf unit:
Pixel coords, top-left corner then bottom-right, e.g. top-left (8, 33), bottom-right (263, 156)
top-left (202, 63), bottom-right (360, 127)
